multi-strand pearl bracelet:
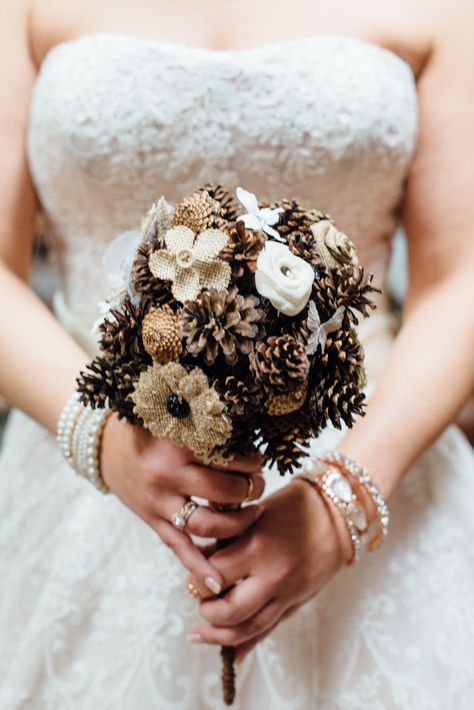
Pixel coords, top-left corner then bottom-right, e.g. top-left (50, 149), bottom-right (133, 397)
top-left (294, 451), bottom-right (389, 565)
top-left (56, 392), bottom-right (112, 493)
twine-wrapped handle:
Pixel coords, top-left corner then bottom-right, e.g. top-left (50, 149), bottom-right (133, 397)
top-left (209, 500), bottom-right (240, 706)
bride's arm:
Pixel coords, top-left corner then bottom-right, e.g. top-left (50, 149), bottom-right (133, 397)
top-left (0, 2), bottom-right (265, 597)
top-left (341, 18), bottom-right (474, 498)
top-left (187, 10), bottom-right (474, 649)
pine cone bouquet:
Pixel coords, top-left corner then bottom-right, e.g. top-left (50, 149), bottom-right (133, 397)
top-left (76, 183), bottom-right (378, 706)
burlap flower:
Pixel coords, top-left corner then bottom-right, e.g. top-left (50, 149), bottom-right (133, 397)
top-left (148, 225), bottom-right (231, 303)
top-left (310, 220), bottom-right (359, 269)
top-left (131, 361), bottom-right (232, 456)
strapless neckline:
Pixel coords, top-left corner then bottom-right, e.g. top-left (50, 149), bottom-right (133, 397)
top-left (40, 30), bottom-right (416, 81)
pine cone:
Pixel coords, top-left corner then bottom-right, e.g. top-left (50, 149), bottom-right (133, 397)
top-left (98, 297), bottom-right (150, 366)
top-left (142, 305), bottom-right (183, 364)
top-left (172, 190), bottom-right (224, 233)
top-left (259, 407), bottom-right (315, 475)
top-left (311, 265), bottom-right (379, 324)
top-left (215, 374), bottom-right (263, 419)
top-left (219, 220), bottom-right (265, 281)
top-left (250, 335), bottom-right (309, 393)
top-left (76, 358), bottom-right (144, 423)
top-left (266, 197), bottom-right (330, 266)
top-left (131, 242), bottom-right (175, 305)
top-left (309, 377), bottom-right (366, 430)
top-left (179, 287), bottom-right (265, 366)
top-left (199, 183), bottom-right (240, 222)
top-left (322, 327), bottom-right (365, 375)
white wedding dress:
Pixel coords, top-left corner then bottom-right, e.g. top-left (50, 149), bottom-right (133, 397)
top-left (0, 32), bottom-right (473, 709)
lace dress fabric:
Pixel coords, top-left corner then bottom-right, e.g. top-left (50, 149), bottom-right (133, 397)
top-left (0, 32), bottom-right (473, 709)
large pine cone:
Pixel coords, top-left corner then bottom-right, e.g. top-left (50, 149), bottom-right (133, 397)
top-left (98, 296), bottom-right (151, 366)
top-left (76, 357), bottom-right (144, 423)
top-left (198, 183), bottom-right (240, 222)
top-left (309, 377), bottom-right (366, 430)
top-left (179, 287), bottom-right (265, 366)
top-left (311, 265), bottom-right (379, 323)
top-left (250, 335), bottom-right (309, 393)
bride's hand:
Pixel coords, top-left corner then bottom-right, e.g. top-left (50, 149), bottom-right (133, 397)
top-left (100, 412), bottom-right (265, 596)
top-left (185, 479), bottom-right (350, 658)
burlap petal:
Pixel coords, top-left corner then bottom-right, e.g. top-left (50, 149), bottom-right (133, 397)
top-left (198, 259), bottom-right (232, 292)
top-left (164, 225), bottom-right (196, 254)
top-left (149, 250), bottom-right (177, 282)
top-left (193, 228), bottom-right (229, 261)
top-left (172, 267), bottom-right (201, 303)
top-left (131, 364), bottom-right (176, 439)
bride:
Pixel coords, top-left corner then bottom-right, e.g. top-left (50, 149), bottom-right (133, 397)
top-left (1, 0), bottom-right (473, 707)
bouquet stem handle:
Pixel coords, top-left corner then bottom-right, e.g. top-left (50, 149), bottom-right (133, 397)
top-left (210, 501), bottom-right (240, 706)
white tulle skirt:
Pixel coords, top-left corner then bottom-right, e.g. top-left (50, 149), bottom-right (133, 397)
top-left (0, 308), bottom-right (473, 709)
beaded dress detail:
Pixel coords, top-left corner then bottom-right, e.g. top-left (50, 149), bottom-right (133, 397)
top-left (0, 32), bottom-right (473, 709)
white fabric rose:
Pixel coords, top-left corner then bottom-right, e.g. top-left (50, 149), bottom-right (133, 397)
top-left (255, 241), bottom-right (314, 316)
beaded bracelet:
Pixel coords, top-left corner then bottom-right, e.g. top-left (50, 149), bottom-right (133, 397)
top-left (57, 392), bottom-right (112, 493)
top-left (294, 461), bottom-right (369, 564)
top-left (319, 451), bottom-right (390, 551)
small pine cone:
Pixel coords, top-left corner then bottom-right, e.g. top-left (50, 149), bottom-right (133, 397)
top-left (250, 335), bottom-right (309, 393)
top-left (259, 407), bottom-right (315, 475)
top-left (265, 383), bottom-right (308, 416)
top-left (219, 220), bottom-right (265, 281)
top-left (98, 297), bottom-right (150, 364)
top-left (215, 374), bottom-right (263, 419)
top-left (179, 287), bottom-right (265, 366)
top-left (266, 197), bottom-right (330, 263)
top-left (172, 190), bottom-right (223, 233)
top-left (142, 305), bottom-right (183, 364)
top-left (199, 183), bottom-right (240, 222)
top-left (309, 377), bottom-right (366, 430)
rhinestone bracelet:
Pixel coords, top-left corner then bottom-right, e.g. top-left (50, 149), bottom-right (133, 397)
top-left (319, 451), bottom-right (390, 551)
top-left (57, 392), bottom-right (112, 493)
top-left (294, 462), bottom-right (369, 564)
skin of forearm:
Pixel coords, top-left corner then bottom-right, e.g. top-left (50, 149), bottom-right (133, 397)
top-left (339, 267), bottom-right (474, 500)
top-left (0, 262), bottom-right (89, 433)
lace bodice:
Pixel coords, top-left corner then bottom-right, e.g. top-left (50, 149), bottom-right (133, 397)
top-left (26, 32), bottom-right (418, 323)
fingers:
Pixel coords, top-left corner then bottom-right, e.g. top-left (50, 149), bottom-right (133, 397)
top-left (154, 520), bottom-right (225, 597)
top-left (199, 576), bottom-right (269, 627)
top-left (176, 465), bottom-right (265, 505)
top-left (163, 495), bottom-right (264, 539)
top-left (188, 597), bottom-right (284, 647)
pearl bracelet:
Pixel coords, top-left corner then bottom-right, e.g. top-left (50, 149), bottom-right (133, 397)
top-left (319, 451), bottom-right (390, 551)
top-left (57, 392), bottom-right (111, 493)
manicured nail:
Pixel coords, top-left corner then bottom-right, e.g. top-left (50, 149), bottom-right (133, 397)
top-left (204, 576), bottom-right (222, 595)
top-left (187, 633), bottom-right (204, 644)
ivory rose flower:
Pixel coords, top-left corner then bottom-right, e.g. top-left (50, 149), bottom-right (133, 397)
top-left (255, 241), bottom-right (314, 316)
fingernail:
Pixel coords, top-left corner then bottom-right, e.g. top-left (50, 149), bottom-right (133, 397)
top-left (187, 633), bottom-right (204, 644)
top-left (204, 576), bottom-right (222, 595)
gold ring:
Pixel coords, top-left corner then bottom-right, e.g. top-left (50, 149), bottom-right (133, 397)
top-left (187, 582), bottom-right (200, 600)
top-left (242, 476), bottom-right (255, 503)
top-left (172, 499), bottom-right (198, 531)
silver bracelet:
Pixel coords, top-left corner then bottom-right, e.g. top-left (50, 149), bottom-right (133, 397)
top-left (57, 392), bottom-right (111, 493)
top-left (318, 451), bottom-right (390, 551)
